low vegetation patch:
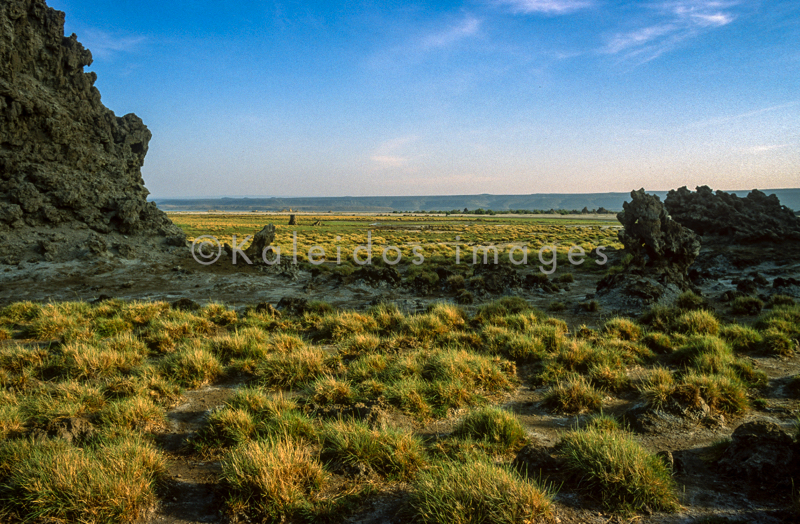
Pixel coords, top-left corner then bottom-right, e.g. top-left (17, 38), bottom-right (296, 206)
top-left (557, 425), bottom-right (679, 513)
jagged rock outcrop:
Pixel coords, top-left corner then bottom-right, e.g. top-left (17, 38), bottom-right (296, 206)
top-left (665, 186), bottom-right (800, 243)
top-left (597, 189), bottom-right (701, 308)
top-left (0, 0), bottom-right (185, 264)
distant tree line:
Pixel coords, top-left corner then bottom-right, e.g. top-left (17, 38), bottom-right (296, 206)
top-left (391, 207), bottom-right (616, 215)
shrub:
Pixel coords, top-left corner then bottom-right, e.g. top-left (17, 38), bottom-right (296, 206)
top-left (220, 438), bottom-right (327, 522)
top-left (581, 300), bottom-right (601, 312)
top-left (731, 296), bottom-right (764, 316)
top-left (557, 273), bottom-right (575, 284)
top-left (548, 301), bottom-right (566, 312)
top-left (409, 459), bottom-right (553, 524)
top-left (558, 426), bottom-right (678, 513)
top-left (452, 406), bottom-right (526, 453)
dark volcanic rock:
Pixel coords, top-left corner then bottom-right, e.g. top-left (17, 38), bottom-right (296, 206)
top-left (244, 224), bottom-right (277, 260)
top-left (665, 186), bottom-right (800, 243)
top-left (597, 189), bottom-right (701, 309)
top-left (352, 265), bottom-right (401, 287)
top-left (718, 421), bottom-right (799, 484)
top-left (0, 0), bottom-right (185, 264)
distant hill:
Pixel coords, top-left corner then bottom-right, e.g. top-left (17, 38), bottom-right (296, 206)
top-left (153, 189), bottom-right (800, 214)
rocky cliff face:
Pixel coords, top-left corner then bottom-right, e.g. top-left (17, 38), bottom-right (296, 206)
top-left (0, 0), bottom-right (184, 264)
top-left (665, 186), bottom-right (800, 243)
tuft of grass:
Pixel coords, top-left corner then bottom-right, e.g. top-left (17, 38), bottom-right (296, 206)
top-left (720, 324), bottom-right (763, 353)
top-left (675, 371), bottom-right (749, 415)
top-left (557, 425), bottom-right (679, 513)
top-left (638, 367), bottom-right (676, 411)
top-left (760, 329), bottom-right (797, 357)
top-left (98, 397), bottom-right (166, 431)
top-left (674, 310), bottom-right (720, 336)
top-left (548, 301), bottom-right (566, 312)
top-left (161, 345), bottom-right (223, 388)
top-left (731, 296), bottom-right (764, 316)
top-left (602, 317), bottom-right (642, 342)
top-left (581, 300), bottom-right (601, 313)
top-left (675, 291), bottom-right (707, 311)
top-left (452, 406), bottom-right (527, 454)
top-left (543, 375), bottom-right (602, 414)
top-left (255, 347), bottom-right (329, 389)
top-left (641, 332), bottom-right (673, 354)
top-left (0, 433), bottom-right (165, 523)
top-left (557, 273), bottom-right (575, 284)
top-left (408, 459), bottom-right (553, 524)
top-left (306, 375), bottom-right (354, 406)
top-left (639, 305), bottom-right (680, 333)
top-left (220, 438), bottom-right (327, 523)
top-left (317, 311), bottom-right (379, 341)
top-left (320, 418), bottom-right (426, 479)
top-left (767, 295), bottom-right (795, 308)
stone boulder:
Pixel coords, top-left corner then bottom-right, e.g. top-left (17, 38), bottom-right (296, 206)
top-left (665, 186), bottom-right (800, 243)
top-left (597, 189), bottom-right (701, 308)
top-left (718, 421), bottom-right (799, 484)
top-left (244, 224), bottom-right (276, 260)
top-left (0, 0), bottom-right (185, 264)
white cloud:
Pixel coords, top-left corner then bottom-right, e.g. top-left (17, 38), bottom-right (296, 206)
top-left (602, 1), bottom-right (739, 62)
top-left (79, 28), bottom-right (146, 59)
top-left (420, 16), bottom-right (482, 49)
top-left (371, 136), bottom-right (419, 170)
top-left (494, 0), bottom-right (594, 15)
top-left (743, 144), bottom-right (790, 154)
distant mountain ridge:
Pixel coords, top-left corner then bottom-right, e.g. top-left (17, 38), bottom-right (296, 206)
top-left (153, 189), bottom-right (800, 214)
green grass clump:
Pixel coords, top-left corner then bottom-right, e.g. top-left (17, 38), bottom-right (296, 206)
top-left (675, 371), bottom-right (749, 415)
top-left (754, 305), bottom-right (800, 337)
top-left (674, 310), bottom-right (720, 336)
top-left (320, 418), bottom-right (426, 479)
top-left (767, 295), bottom-right (795, 308)
top-left (408, 459), bottom-right (553, 524)
top-left (672, 335), bottom-right (730, 367)
top-left (161, 345), bottom-right (223, 388)
top-left (543, 375), bottom-right (602, 414)
top-left (473, 297), bottom-right (538, 325)
top-left (602, 317), bottom-right (642, 342)
top-left (641, 332), bottom-right (673, 354)
top-left (760, 329), bottom-right (796, 356)
top-left (306, 375), bottom-right (354, 406)
top-left (316, 311), bottom-right (378, 341)
top-left (731, 296), bottom-right (764, 316)
top-left (638, 367), bottom-right (676, 411)
top-left (480, 326), bottom-right (546, 362)
top-left (720, 324), bottom-right (763, 353)
top-left (675, 291), bottom-right (707, 311)
top-left (639, 305), bottom-right (680, 333)
top-left (452, 406), bottom-right (526, 454)
top-left (97, 397), bottom-right (166, 431)
top-left (220, 438), bottom-right (327, 522)
top-left (254, 347), bottom-right (328, 389)
top-left (557, 425), bottom-right (678, 513)
top-left (0, 433), bottom-right (165, 523)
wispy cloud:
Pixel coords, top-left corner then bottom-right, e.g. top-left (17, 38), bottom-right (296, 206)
top-left (79, 28), bottom-right (146, 59)
top-left (602, 1), bottom-right (739, 62)
top-left (686, 101), bottom-right (800, 129)
top-left (743, 144), bottom-right (791, 154)
top-left (371, 136), bottom-right (418, 169)
top-left (421, 16), bottom-right (482, 49)
top-left (493, 0), bottom-right (594, 15)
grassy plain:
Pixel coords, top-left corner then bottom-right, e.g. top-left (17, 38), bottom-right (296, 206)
top-left (168, 212), bottom-right (623, 269)
top-left (0, 294), bottom-right (797, 522)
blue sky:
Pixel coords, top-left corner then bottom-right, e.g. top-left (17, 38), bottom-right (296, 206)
top-left (48, 0), bottom-right (799, 197)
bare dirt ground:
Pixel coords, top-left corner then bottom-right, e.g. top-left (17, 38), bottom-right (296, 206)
top-left (2, 241), bottom-right (800, 523)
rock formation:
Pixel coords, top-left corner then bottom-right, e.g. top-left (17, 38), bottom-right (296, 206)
top-left (0, 0), bottom-right (185, 264)
top-left (665, 186), bottom-right (800, 243)
top-left (597, 189), bottom-right (701, 307)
